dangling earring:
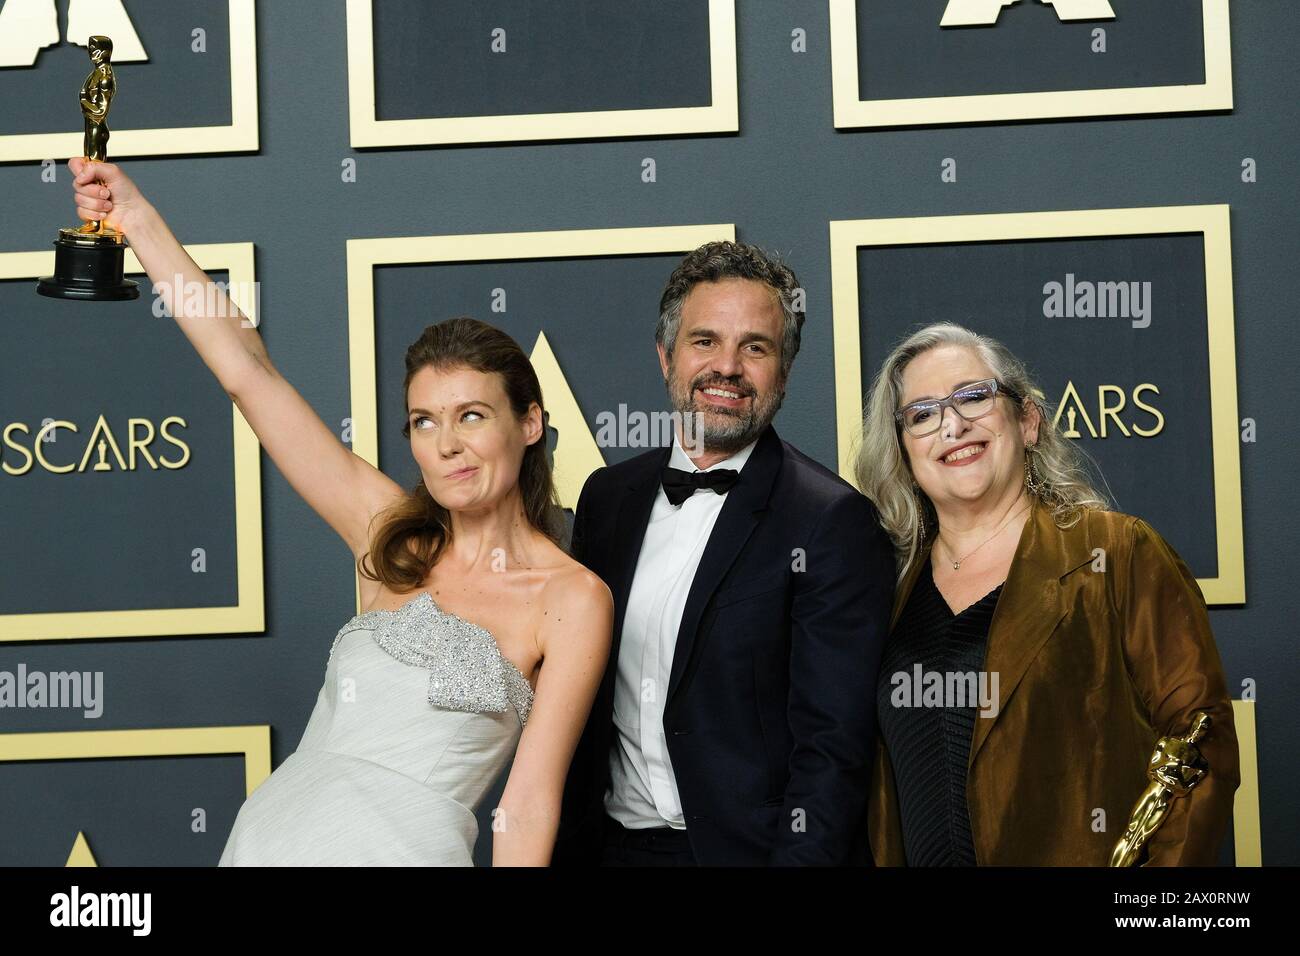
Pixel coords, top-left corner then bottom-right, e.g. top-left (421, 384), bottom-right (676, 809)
top-left (912, 479), bottom-right (927, 545)
top-left (1024, 443), bottom-right (1039, 495)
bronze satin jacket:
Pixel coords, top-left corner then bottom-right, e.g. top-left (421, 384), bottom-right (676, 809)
top-left (868, 499), bottom-right (1240, 866)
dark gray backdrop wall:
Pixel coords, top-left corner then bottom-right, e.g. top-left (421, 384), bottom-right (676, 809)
top-left (1, 0), bottom-right (1296, 865)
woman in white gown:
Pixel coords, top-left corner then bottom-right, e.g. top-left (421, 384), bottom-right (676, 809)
top-left (66, 158), bottom-right (614, 866)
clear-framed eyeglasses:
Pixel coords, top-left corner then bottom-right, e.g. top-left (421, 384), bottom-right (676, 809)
top-left (895, 378), bottom-right (1021, 438)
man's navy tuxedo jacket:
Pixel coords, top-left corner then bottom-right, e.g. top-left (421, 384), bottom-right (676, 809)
top-left (554, 424), bottom-right (895, 866)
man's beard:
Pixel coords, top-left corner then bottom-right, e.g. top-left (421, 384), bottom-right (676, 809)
top-left (666, 364), bottom-right (784, 456)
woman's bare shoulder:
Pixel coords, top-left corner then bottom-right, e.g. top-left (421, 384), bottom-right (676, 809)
top-left (537, 551), bottom-right (613, 631)
top-left (542, 553), bottom-right (611, 601)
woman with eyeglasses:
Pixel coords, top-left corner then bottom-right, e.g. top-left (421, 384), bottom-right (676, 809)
top-left (855, 322), bottom-right (1238, 866)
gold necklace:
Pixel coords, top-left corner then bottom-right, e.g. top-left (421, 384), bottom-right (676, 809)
top-left (938, 501), bottom-right (1031, 571)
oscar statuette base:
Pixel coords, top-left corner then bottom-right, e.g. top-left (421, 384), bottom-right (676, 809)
top-left (37, 228), bottom-right (140, 301)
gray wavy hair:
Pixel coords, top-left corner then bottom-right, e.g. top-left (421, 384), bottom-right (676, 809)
top-left (854, 322), bottom-right (1111, 581)
top-left (656, 240), bottom-right (804, 380)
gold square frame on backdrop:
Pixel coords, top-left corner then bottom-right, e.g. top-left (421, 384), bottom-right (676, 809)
top-left (345, 0), bottom-right (738, 147)
top-left (1232, 699), bottom-right (1261, 867)
top-left (0, 243), bottom-right (264, 641)
top-left (0, 725), bottom-right (272, 865)
top-left (0, 0), bottom-right (258, 162)
top-left (345, 222), bottom-right (734, 610)
top-left (829, 204), bottom-right (1244, 605)
top-left (828, 0), bottom-right (1232, 128)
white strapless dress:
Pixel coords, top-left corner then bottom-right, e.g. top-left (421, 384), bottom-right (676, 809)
top-left (219, 592), bottom-right (533, 866)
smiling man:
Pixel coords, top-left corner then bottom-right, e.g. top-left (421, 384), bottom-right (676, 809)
top-left (554, 240), bottom-right (896, 866)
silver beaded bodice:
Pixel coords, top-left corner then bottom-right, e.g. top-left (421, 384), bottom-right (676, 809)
top-left (328, 591), bottom-right (533, 726)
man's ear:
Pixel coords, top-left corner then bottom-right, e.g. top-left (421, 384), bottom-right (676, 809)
top-left (656, 341), bottom-right (670, 382)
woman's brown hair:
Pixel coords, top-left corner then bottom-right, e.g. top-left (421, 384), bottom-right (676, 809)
top-left (358, 317), bottom-right (564, 591)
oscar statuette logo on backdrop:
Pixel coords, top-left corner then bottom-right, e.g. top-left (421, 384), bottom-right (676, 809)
top-left (941, 0), bottom-right (1115, 27)
top-left (0, 0), bottom-right (146, 68)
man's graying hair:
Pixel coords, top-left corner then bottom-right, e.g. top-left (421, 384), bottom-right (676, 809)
top-left (656, 241), bottom-right (804, 379)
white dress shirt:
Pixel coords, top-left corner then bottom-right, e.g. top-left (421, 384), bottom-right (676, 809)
top-left (604, 431), bottom-right (759, 830)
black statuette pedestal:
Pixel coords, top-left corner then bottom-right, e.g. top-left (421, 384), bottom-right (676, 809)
top-left (37, 231), bottom-right (140, 301)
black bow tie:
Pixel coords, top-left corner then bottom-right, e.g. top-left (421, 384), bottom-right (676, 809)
top-left (660, 466), bottom-right (740, 506)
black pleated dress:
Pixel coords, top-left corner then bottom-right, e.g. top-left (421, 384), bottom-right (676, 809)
top-left (875, 554), bottom-right (1004, 866)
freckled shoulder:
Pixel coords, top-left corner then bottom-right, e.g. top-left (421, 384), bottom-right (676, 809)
top-left (536, 560), bottom-right (613, 648)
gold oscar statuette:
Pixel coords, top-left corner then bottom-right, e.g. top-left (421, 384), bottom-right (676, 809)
top-left (36, 34), bottom-right (140, 301)
top-left (1110, 711), bottom-right (1213, 867)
